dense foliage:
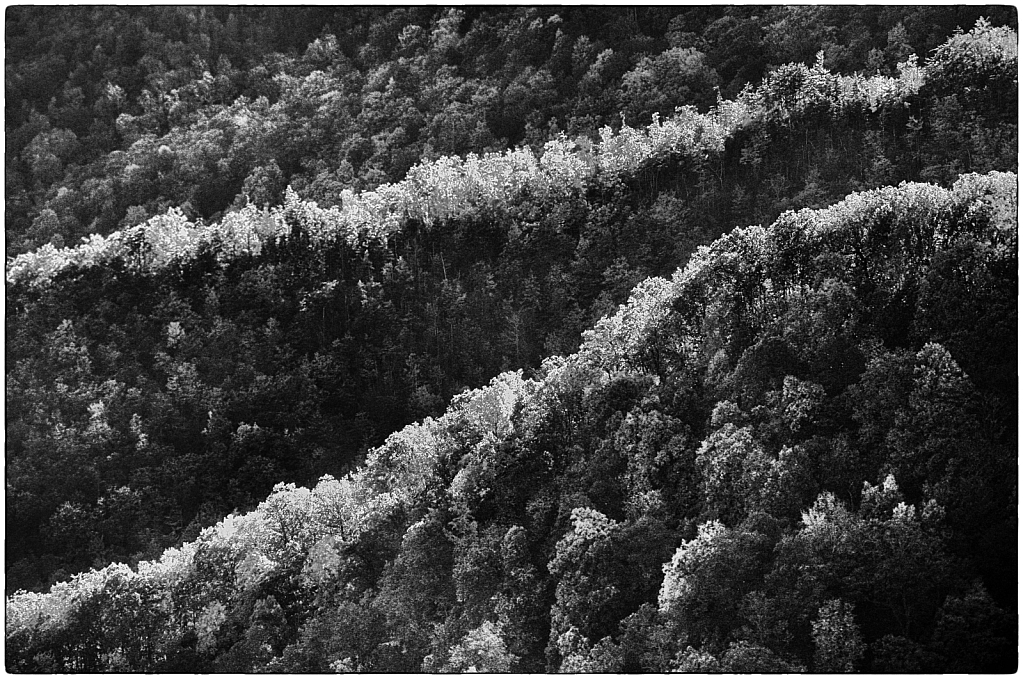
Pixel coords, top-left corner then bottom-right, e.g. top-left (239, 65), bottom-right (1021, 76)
top-left (5, 8), bottom-right (1018, 674)
top-left (8, 169), bottom-right (1016, 672)
top-left (7, 6), bottom-right (1013, 254)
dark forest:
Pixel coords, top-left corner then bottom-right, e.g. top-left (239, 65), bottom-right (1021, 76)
top-left (5, 6), bottom-right (1017, 672)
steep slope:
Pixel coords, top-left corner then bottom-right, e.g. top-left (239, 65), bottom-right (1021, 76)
top-left (7, 170), bottom-right (1016, 672)
top-left (9, 7), bottom-right (1014, 254)
top-left (5, 19), bottom-right (1017, 596)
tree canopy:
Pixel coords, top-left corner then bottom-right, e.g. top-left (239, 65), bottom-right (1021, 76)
top-left (5, 9), bottom-right (1018, 673)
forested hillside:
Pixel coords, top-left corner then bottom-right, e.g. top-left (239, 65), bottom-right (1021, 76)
top-left (5, 7), bottom-right (1018, 673)
top-left (7, 5), bottom-right (1013, 253)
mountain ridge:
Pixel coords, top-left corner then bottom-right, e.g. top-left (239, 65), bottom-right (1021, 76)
top-left (7, 168), bottom-right (1016, 672)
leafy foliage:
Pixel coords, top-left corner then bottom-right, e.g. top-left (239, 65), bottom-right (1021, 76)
top-left (5, 10), bottom-right (1017, 674)
top-left (9, 166), bottom-right (1015, 671)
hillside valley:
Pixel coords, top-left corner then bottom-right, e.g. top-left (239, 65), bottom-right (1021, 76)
top-left (5, 7), bottom-right (1018, 673)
